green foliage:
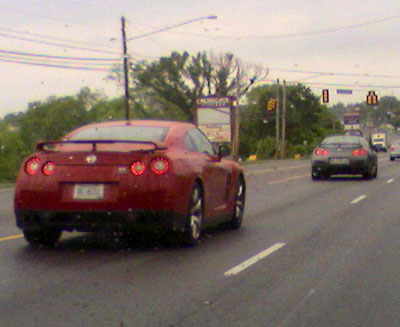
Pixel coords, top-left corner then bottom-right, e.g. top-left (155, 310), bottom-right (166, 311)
top-left (19, 96), bottom-right (90, 152)
top-left (0, 129), bottom-right (25, 181)
top-left (111, 51), bottom-right (262, 123)
top-left (241, 83), bottom-right (338, 159)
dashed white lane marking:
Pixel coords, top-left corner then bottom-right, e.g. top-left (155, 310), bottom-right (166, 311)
top-left (350, 195), bottom-right (367, 204)
top-left (387, 179), bottom-right (394, 184)
top-left (224, 242), bottom-right (286, 277)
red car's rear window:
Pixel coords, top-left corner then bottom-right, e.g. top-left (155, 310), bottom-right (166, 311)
top-left (69, 125), bottom-right (169, 142)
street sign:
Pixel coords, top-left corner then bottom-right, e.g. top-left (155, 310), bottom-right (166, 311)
top-left (196, 96), bottom-right (233, 143)
top-left (336, 89), bottom-right (353, 95)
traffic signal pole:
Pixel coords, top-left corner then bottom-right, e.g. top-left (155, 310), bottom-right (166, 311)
top-left (281, 80), bottom-right (287, 159)
top-left (232, 67), bottom-right (241, 161)
top-left (275, 79), bottom-right (280, 159)
top-left (121, 17), bottom-right (131, 120)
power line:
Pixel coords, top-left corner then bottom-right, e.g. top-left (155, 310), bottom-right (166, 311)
top-left (0, 32), bottom-right (119, 55)
top-left (164, 13), bottom-right (400, 40)
top-left (0, 54), bottom-right (116, 68)
top-left (0, 57), bottom-right (110, 71)
top-left (269, 67), bottom-right (400, 79)
top-left (304, 82), bottom-right (400, 89)
top-left (262, 78), bottom-right (400, 90)
top-left (0, 26), bottom-right (119, 52)
top-left (0, 49), bottom-right (120, 62)
top-left (127, 15), bottom-right (217, 41)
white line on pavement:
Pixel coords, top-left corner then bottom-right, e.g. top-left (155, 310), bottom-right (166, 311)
top-left (350, 195), bottom-right (367, 204)
top-left (387, 179), bottom-right (394, 184)
top-left (224, 242), bottom-right (286, 277)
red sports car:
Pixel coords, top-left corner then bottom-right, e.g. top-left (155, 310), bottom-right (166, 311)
top-left (14, 120), bottom-right (246, 246)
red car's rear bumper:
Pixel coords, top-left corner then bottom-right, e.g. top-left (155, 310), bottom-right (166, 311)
top-left (15, 208), bottom-right (186, 233)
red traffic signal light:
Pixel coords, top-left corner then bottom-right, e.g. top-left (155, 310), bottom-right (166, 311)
top-left (322, 89), bottom-right (329, 103)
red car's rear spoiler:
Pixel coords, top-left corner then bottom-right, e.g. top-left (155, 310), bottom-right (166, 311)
top-left (36, 140), bottom-right (167, 152)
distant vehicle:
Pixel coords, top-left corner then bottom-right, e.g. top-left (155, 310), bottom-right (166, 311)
top-left (311, 135), bottom-right (378, 180)
top-left (14, 120), bottom-right (246, 247)
top-left (370, 132), bottom-right (387, 152)
top-left (389, 141), bottom-right (400, 161)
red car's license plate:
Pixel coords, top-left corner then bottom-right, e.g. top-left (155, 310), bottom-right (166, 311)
top-left (73, 184), bottom-right (104, 200)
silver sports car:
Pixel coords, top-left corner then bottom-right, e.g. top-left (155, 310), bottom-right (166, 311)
top-left (311, 135), bottom-right (378, 180)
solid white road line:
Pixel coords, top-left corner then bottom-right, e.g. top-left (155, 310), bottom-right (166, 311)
top-left (387, 179), bottom-right (394, 184)
top-left (350, 195), bottom-right (367, 204)
top-left (224, 242), bottom-right (286, 277)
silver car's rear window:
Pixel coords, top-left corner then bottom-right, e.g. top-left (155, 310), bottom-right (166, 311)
top-left (69, 126), bottom-right (169, 142)
top-left (321, 136), bottom-right (361, 146)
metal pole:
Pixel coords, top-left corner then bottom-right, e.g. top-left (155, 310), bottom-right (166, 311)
top-left (275, 79), bottom-right (280, 159)
top-left (232, 67), bottom-right (241, 161)
top-left (121, 17), bottom-right (131, 120)
top-left (281, 80), bottom-right (287, 159)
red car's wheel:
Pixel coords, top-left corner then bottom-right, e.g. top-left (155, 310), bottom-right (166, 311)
top-left (182, 183), bottom-right (203, 246)
top-left (230, 177), bottom-right (245, 229)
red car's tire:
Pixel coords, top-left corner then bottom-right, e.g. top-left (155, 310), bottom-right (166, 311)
top-left (23, 228), bottom-right (62, 247)
top-left (182, 183), bottom-right (203, 246)
top-left (230, 176), bottom-right (245, 230)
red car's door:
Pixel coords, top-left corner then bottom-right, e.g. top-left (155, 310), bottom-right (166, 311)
top-left (184, 128), bottom-right (231, 219)
top-left (203, 154), bottom-right (231, 215)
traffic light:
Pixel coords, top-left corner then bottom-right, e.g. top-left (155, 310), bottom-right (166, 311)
top-left (267, 98), bottom-right (277, 111)
top-left (366, 91), bottom-right (378, 105)
top-left (322, 89), bottom-right (329, 103)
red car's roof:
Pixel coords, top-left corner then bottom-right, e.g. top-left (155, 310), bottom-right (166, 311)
top-left (74, 120), bottom-right (194, 130)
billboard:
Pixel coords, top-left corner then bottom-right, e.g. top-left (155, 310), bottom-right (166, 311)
top-left (196, 96), bottom-right (233, 143)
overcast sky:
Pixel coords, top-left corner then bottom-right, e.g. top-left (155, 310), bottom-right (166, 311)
top-left (1, 0), bottom-right (399, 118)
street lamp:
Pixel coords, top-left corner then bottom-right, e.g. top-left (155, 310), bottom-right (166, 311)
top-left (127, 15), bottom-right (218, 41)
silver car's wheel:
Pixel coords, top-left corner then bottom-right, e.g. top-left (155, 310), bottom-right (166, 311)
top-left (231, 177), bottom-right (245, 229)
top-left (183, 184), bottom-right (203, 246)
top-left (372, 164), bottom-right (378, 178)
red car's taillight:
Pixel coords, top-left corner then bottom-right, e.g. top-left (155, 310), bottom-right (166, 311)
top-left (25, 157), bottom-right (41, 175)
top-left (352, 148), bottom-right (368, 157)
top-left (130, 161), bottom-right (146, 176)
top-left (149, 157), bottom-right (170, 175)
top-left (42, 161), bottom-right (56, 176)
top-left (314, 148), bottom-right (329, 156)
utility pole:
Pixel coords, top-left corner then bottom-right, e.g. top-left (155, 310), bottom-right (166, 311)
top-left (281, 80), bottom-right (287, 159)
top-left (232, 67), bottom-right (241, 161)
top-left (121, 16), bottom-right (131, 120)
top-left (275, 79), bottom-right (280, 159)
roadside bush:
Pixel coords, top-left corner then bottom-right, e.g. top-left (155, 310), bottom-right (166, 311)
top-left (0, 131), bottom-right (25, 181)
top-left (254, 136), bottom-right (276, 159)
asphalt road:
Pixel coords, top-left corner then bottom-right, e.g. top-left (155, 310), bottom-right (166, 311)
top-left (0, 154), bottom-right (399, 327)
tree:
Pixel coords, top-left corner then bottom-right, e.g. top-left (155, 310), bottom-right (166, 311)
top-left (0, 128), bottom-right (25, 181)
top-left (241, 83), bottom-right (337, 158)
top-left (19, 91), bottom-right (93, 151)
top-left (110, 51), bottom-right (267, 122)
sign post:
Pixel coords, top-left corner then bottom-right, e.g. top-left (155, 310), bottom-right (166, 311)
top-left (196, 96), bottom-right (233, 143)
